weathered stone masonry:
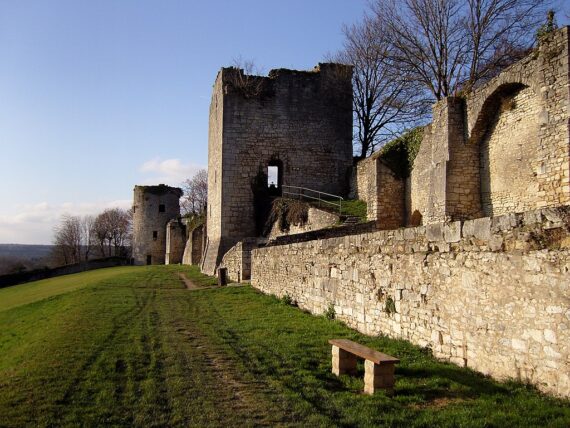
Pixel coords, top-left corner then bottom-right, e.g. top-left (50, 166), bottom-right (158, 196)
top-left (354, 27), bottom-right (570, 228)
top-left (202, 63), bottom-right (353, 275)
top-left (252, 207), bottom-right (570, 397)
top-left (132, 185), bottom-right (183, 265)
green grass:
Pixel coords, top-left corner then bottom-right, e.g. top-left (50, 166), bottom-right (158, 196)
top-left (340, 199), bottom-right (367, 220)
top-left (308, 198), bottom-right (368, 222)
top-left (0, 266), bottom-right (138, 312)
top-left (182, 264), bottom-right (218, 287)
top-left (0, 266), bottom-right (568, 427)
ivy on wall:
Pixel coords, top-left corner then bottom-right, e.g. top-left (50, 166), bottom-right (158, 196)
top-left (377, 127), bottom-right (424, 179)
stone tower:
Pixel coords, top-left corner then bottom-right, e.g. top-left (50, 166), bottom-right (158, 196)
top-left (132, 184), bottom-right (183, 265)
top-left (202, 63), bottom-right (353, 274)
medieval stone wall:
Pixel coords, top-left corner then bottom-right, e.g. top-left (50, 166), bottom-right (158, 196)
top-left (375, 162), bottom-right (405, 229)
top-left (356, 26), bottom-right (569, 226)
top-left (202, 73), bottom-right (225, 274)
top-left (132, 185), bottom-right (182, 265)
top-left (480, 86), bottom-right (540, 215)
top-left (407, 124), bottom-right (433, 226)
top-left (219, 238), bottom-right (259, 282)
top-left (353, 156), bottom-right (375, 208)
top-left (183, 224), bottom-right (204, 265)
top-left (251, 206), bottom-right (570, 397)
top-left (466, 29), bottom-right (569, 214)
top-left (352, 157), bottom-right (405, 228)
top-left (165, 219), bottom-right (186, 265)
top-left (203, 63), bottom-right (353, 274)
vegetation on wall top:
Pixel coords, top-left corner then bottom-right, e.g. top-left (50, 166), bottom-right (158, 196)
top-left (264, 198), bottom-right (309, 235)
top-left (376, 127), bottom-right (424, 179)
top-left (136, 184), bottom-right (183, 197)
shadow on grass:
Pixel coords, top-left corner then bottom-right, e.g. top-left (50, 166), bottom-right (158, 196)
top-left (396, 365), bottom-right (510, 400)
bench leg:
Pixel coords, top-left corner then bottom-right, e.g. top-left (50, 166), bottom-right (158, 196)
top-left (331, 345), bottom-right (357, 376)
top-left (364, 360), bottom-right (395, 394)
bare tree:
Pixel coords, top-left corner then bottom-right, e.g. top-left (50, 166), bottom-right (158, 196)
top-left (93, 208), bottom-right (131, 258)
top-left (181, 169), bottom-right (208, 215)
top-left (81, 215), bottom-right (95, 261)
top-left (373, 0), bottom-right (552, 100)
top-left (52, 214), bottom-right (83, 265)
top-left (333, 16), bottom-right (431, 158)
top-left (464, 0), bottom-right (553, 90)
top-left (92, 213), bottom-right (110, 258)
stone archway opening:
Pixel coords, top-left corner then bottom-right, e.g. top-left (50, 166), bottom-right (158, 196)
top-left (469, 83), bottom-right (540, 217)
top-left (267, 159), bottom-right (283, 196)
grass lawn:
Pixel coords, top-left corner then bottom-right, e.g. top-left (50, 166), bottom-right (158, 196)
top-left (0, 265), bottom-right (568, 427)
top-left (340, 199), bottom-right (367, 220)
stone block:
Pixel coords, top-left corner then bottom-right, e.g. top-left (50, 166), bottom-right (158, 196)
top-left (331, 346), bottom-right (357, 375)
top-left (491, 213), bottom-right (518, 232)
top-left (444, 221), bottom-right (461, 243)
top-left (472, 217), bottom-right (491, 241)
top-left (364, 359), bottom-right (396, 394)
top-left (462, 220), bottom-right (475, 238)
top-left (426, 223), bottom-right (444, 242)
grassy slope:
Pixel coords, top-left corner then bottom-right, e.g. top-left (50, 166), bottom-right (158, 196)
top-left (0, 265), bottom-right (568, 427)
top-left (0, 266), bottom-right (138, 312)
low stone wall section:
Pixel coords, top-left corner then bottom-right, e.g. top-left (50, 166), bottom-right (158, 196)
top-left (219, 238), bottom-right (259, 282)
top-left (251, 206), bottom-right (570, 397)
top-left (268, 221), bottom-right (378, 247)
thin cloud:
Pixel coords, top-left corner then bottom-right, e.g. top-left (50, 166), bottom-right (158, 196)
top-left (139, 158), bottom-right (205, 186)
top-left (0, 199), bottom-right (132, 245)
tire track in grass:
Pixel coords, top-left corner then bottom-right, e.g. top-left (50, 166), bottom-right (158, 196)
top-left (162, 291), bottom-right (294, 426)
top-left (193, 291), bottom-right (350, 426)
top-left (53, 287), bottom-right (155, 420)
top-left (176, 327), bottom-right (278, 424)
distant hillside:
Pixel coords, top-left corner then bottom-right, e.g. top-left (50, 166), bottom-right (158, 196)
top-left (0, 244), bottom-right (53, 261)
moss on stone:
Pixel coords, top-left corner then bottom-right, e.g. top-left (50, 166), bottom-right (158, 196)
top-left (376, 127), bottom-right (424, 179)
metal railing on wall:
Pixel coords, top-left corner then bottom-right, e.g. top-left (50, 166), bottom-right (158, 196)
top-left (281, 185), bottom-right (343, 214)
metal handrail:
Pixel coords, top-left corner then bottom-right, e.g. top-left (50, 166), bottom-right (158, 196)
top-left (281, 185), bottom-right (344, 214)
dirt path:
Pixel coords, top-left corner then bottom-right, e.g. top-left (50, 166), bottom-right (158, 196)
top-left (178, 272), bottom-right (245, 290)
top-left (177, 273), bottom-right (201, 290)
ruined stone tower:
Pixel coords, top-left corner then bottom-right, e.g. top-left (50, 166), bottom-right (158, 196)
top-left (132, 184), bottom-right (183, 265)
top-left (202, 63), bottom-right (353, 274)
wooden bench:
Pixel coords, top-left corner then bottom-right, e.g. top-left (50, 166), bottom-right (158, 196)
top-left (329, 339), bottom-right (399, 394)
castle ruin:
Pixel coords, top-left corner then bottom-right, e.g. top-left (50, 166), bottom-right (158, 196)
top-left (132, 184), bottom-right (183, 265)
top-left (201, 63), bottom-right (353, 274)
top-left (130, 27), bottom-right (570, 398)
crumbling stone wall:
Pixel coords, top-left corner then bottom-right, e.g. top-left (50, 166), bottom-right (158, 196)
top-left (251, 206), bottom-right (570, 398)
top-left (132, 185), bottom-right (182, 265)
top-left (479, 86), bottom-right (540, 215)
top-left (183, 224), bottom-right (204, 265)
top-left (268, 207), bottom-right (339, 239)
top-left (219, 238), bottom-right (259, 282)
top-left (356, 26), bottom-right (569, 225)
top-left (352, 156), bottom-right (405, 228)
top-left (165, 219), bottom-right (185, 265)
top-left (375, 162), bottom-right (405, 229)
top-left (353, 157), bottom-right (375, 207)
top-left (203, 63), bottom-right (353, 274)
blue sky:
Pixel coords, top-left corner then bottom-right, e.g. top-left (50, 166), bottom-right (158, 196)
top-left (0, 0), bottom-right (368, 244)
